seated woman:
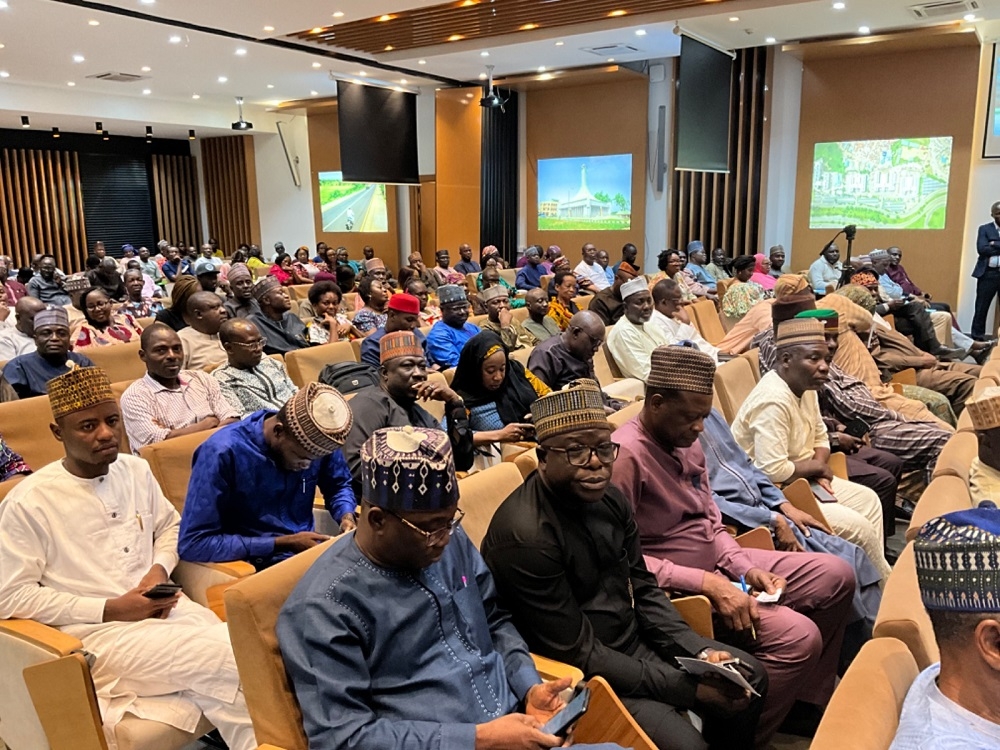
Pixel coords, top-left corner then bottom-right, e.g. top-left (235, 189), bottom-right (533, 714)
top-left (301, 280), bottom-right (361, 343)
top-left (352, 277), bottom-right (389, 335)
top-left (293, 246), bottom-right (321, 281)
top-left (750, 253), bottom-right (777, 293)
top-left (546, 270), bottom-right (579, 331)
top-left (480, 244), bottom-right (508, 270)
top-left (269, 251), bottom-right (310, 286)
top-left (648, 249), bottom-right (699, 303)
top-left (71, 287), bottom-right (143, 350)
top-left (721, 255), bottom-right (766, 320)
top-left (451, 331), bottom-right (549, 471)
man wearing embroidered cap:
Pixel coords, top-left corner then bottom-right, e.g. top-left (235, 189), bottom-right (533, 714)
top-left (247, 275), bottom-right (310, 355)
top-left (966, 387), bottom-right (1000, 505)
top-left (359, 292), bottom-right (426, 367)
top-left (606, 275), bottom-right (672, 381)
top-left (483, 381), bottom-right (767, 749)
top-left (279, 425), bottom-right (626, 750)
top-left (178, 382), bottom-right (355, 569)
top-left (2, 304), bottom-right (94, 399)
top-left (890, 506), bottom-right (1000, 748)
top-left (612, 343), bottom-right (855, 744)
top-left (733, 319), bottom-right (892, 581)
top-left (589, 261), bottom-right (638, 325)
top-left (425, 284), bottom-right (481, 368)
top-left (0, 366), bottom-right (257, 750)
top-left (223, 263), bottom-right (260, 320)
top-left (480, 283), bottom-right (535, 350)
top-left (342, 331), bottom-right (473, 499)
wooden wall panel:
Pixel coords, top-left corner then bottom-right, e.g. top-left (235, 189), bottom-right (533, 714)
top-left (0, 148), bottom-right (86, 271)
top-left (435, 88), bottom-right (481, 263)
top-left (152, 154), bottom-right (201, 248)
top-left (200, 135), bottom-right (261, 254)
top-left (669, 47), bottom-right (768, 259)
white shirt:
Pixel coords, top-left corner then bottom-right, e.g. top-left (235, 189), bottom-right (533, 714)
top-left (647, 310), bottom-right (720, 364)
top-left (606, 316), bottom-right (672, 382)
top-left (808, 257), bottom-right (843, 293)
top-left (0, 326), bottom-right (35, 368)
top-left (574, 260), bottom-right (610, 291)
top-left (970, 456), bottom-right (1000, 507)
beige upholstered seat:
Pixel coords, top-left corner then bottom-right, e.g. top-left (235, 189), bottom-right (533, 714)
top-left (85, 340), bottom-right (145, 384)
top-left (906, 475), bottom-right (972, 543)
top-left (689, 299), bottom-right (725, 345)
top-left (713, 356), bottom-right (756, 424)
top-left (457, 462), bottom-right (525, 550)
top-left (873, 542), bottom-right (939, 670)
top-left (930, 431), bottom-right (978, 483)
top-left (283, 341), bottom-right (357, 387)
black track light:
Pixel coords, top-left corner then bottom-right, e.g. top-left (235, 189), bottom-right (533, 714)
top-left (102, 129), bottom-right (109, 141)
top-left (20, 115), bottom-right (29, 128)
top-left (52, 127), bottom-right (60, 138)
top-left (145, 125), bottom-right (153, 136)
top-left (188, 129), bottom-right (196, 140)
top-left (95, 121), bottom-right (102, 132)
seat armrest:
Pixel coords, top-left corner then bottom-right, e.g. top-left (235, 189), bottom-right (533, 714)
top-left (22, 652), bottom-right (108, 750)
top-left (530, 654), bottom-right (584, 685)
top-left (828, 451), bottom-right (848, 480)
top-left (173, 560), bottom-right (255, 609)
top-left (671, 595), bottom-right (714, 639)
top-left (0, 618), bottom-right (84, 657)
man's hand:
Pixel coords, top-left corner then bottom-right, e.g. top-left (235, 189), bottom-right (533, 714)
top-left (834, 432), bottom-right (862, 454)
top-left (137, 564), bottom-right (170, 591)
top-left (702, 573), bottom-right (758, 634)
top-left (497, 423), bottom-right (535, 443)
top-left (474, 713), bottom-right (561, 750)
top-left (815, 477), bottom-right (837, 499)
top-left (274, 531), bottom-right (330, 553)
top-left (339, 513), bottom-right (357, 534)
top-left (778, 503), bottom-right (832, 536)
top-left (198, 416), bottom-right (221, 430)
top-left (917, 353), bottom-right (938, 369)
top-left (498, 307), bottom-right (514, 328)
top-left (699, 648), bottom-right (736, 664)
top-left (695, 675), bottom-right (752, 713)
top-left (744, 567), bottom-right (786, 596)
top-left (772, 516), bottom-right (804, 552)
top-left (413, 380), bottom-right (463, 407)
top-left (103, 586), bottom-right (179, 623)
top-left (524, 677), bottom-right (572, 723)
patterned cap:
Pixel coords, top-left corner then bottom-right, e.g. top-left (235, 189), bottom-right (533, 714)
top-left (365, 258), bottom-right (386, 272)
top-left (772, 291), bottom-right (816, 326)
top-left (532, 379), bottom-right (609, 442)
top-left (617, 262), bottom-right (639, 280)
top-left (967, 387), bottom-right (1000, 432)
top-left (438, 284), bottom-right (468, 305)
top-left (795, 308), bottom-right (839, 334)
top-left (380, 330), bottom-right (424, 363)
top-left (776, 318), bottom-right (825, 349)
top-left (686, 240), bottom-right (704, 252)
top-left (647, 344), bottom-right (716, 394)
top-left (851, 271), bottom-right (879, 288)
top-left (360, 426), bottom-right (459, 510)
top-left (387, 293), bottom-right (420, 315)
top-left (34, 305), bottom-right (69, 330)
top-left (524, 246), bottom-right (541, 259)
top-left (774, 273), bottom-right (811, 298)
top-left (868, 249), bottom-right (889, 262)
top-left (48, 366), bottom-right (115, 421)
top-left (621, 277), bottom-right (649, 300)
top-left (252, 275), bottom-right (282, 302)
top-left (481, 285), bottom-right (508, 303)
top-left (283, 382), bottom-right (353, 457)
top-left (915, 505), bottom-right (1000, 612)
top-left (227, 263), bottom-right (252, 284)
top-left (122, 244), bottom-right (135, 253)
top-left (192, 258), bottom-right (218, 276)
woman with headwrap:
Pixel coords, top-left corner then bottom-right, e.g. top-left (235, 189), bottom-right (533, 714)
top-left (451, 331), bottom-right (550, 471)
top-left (721, 255), bottom-right (766, 319)
top-left (750, 253), bottom-right (777, 292)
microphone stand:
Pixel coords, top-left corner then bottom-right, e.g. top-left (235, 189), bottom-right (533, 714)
top-left (837, 224), bottom-right (857, 289)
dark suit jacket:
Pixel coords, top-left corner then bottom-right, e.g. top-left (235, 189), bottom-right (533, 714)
top-left (974, 221), bottom-right (1000, 278)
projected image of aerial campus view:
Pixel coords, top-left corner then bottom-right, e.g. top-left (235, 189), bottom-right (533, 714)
top-left (318, 171), bottom-right (388, 233)
top-left (809, 138), bottom-right (952, 230)
top-left (537, 154), bottom-right (632, 231)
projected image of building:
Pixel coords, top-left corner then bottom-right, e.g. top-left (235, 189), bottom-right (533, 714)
top-left (555, 165), bottom-right (613, 219)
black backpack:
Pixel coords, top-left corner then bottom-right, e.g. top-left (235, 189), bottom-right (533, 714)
top-left (318, 361), bottom-right (381, 394)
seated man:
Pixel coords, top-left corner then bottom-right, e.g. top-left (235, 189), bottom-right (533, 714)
top-left (649, 278), bottom-right (721, 363)
top-left (279, 425), bottom-right (626, 750)
top-left (612, 344), bottom-right (855, 743)
top-left (606, 277), bottom-right (671, 381)
top-left (685, 241), bottom-right (718, 293)
top-left (192, 257), bottom-right (222, 295)
top-left (342, 331), bottom-right (473, 498)
top-left (359, 293), bottom-right (425, 367)
top-left (431, 249), bottom-right (465, 286)
top-left (886, 246), bottom-right (949, 312)
top-left (588, 262), bottom-right (638, 326)
top-left (120, 324), bottom-right (239, 451)
top-left (454, 242), bottom-right (481, 275)
top-left (0, 367), bottom-right (256, 750)
top-left (480, 285), bottom-right (535, 350)
top-left (891, 506), bottom-right (1000, 748)
top-left (425, 284), bottom-right (481, 369)
top-left (966, 388), bottom-right (1000, 504)
top-left (223, 264), bottom-right (260, 319)
top-left (212, 318), bottom-right (298, 417)
top-left (574, 243), bottom-right (610, 293)
top-left (26, 254), bottom-right (71, 306)
top-left (177, 291), bottom-right (228, 370)
top-left (178, 383), bottom-right (355, 569)
top-left (521, 288), bottom-right (561, 343)
top-left (248, 275), bottom-right (310, 355)
top-left (2, 306), bottom-right (94, 399)
top-left (732, 319), bottom-right (891, 581)
top-left (482, 382), bottom-right (768, 749)
top-left (808, 243), bottom-right (843, 295)
top-left (514, 246), bottom-right (546, 291)
top-left (0, 295), bottom-right (45, 365)
top-left (768, 246), bottom-right (785, 279)
top-left (404, 252), bottom-right (440, 292)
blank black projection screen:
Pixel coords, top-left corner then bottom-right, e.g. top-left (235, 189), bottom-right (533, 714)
top-left (337, 81), bottom-right (419, 184)
top-left (675, 37), bottom-right (732, 172)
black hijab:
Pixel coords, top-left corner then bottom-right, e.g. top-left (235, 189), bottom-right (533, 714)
top-left (452, 331), bottom-right (538, 424)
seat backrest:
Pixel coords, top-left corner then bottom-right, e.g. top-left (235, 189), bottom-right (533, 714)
top-left (608, 400), bottom-right (643, 430)
top-left (136, 316), bottom-right (155, 330)
top-left (973, 377), bottom-right (998, 397)
top-left (739, 348), bottom-right (761, 382)
top-left (468, 314), bottom-right (488, 328)
top-left (465, 272), bottom-right (480, 296)
top-left (810, 638), bottom-right (918, 750)
top-left (0, 396), bottom-right (97, 471)
top-left (906, 474), bottom-right (972, 543)
top-left (288, 284), bottom-right (314, 302)
top-left (600, 340), bottom-right (626, 381)
top-left (225, 539), bottom-right (337, 750)
top-left (457, 463), bottom-right (524, 550)
top-left (931, 431), bottom-right (978, 483)
top-left (85, 340), bottom-right (144, 384)
top-left (689, 299), bottom-right (726, 345)
top-left (139, 428), bottom-right (219, 512)
top-left (873, 542), bottom-right (939, 670)
top-left (713, 356), bottom-right (756, 423)
top-left (513, 448), bottom-right (538, 479)
top-left (499, 268), bottom-right (517, 287)
top-left (421, 371), bottom-right (450, 422)
top-left (572, 295), bottom-right (592, 311)
top-left (284, 341), bottom-right (358, 387)
top-left (540, 274), bottom-right (554, 292)
top-left (511, 306), bottom-right (529, 324)
top-left (510, 346), bottom-right (533, 367)
top-left (956, 409), bottom-right (974, 433)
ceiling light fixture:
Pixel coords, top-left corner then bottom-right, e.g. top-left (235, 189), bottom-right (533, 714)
top-left (67, 81), bottom-right (75, 86)
top-left (141, 65), bottom-right (151, 72)
top-left (520, 23), bottom-right (537, 30)
top-left (310, 27), bottom-right (323, 34)
top-left (145, 125), bottom-right (153, 136)
top-left (73, 54), bottom-right (85, 63)
top-left (765, 36), bottom-right (776, 43)
top-left (539, 73), bottom-right (553, 81)
top-left (312, 61), bottom-right (321, 68)
top-left (480, 65), bottom-right (508, 112)
top-left (52, 127), bottom-right (60, 138)
top-left (169, 35), bottom-right (181, 43)
top-left (88, 19), bottom-right (100, 26)
top-left (607, 57), bottom-right (615, 62)
top-left (832, 1), bottom-right (845, 8)
top-left (0, 71), bottom-right (10, 78)
top-left (858, 25), bottom-right (870, 34)
top-left (479, 72), bottom-right (486, 80)
top-left (729, 16), bottom-right (739, 22)
top-left (189, 129), bottom-right (196, 140)
top-left (310, 90), bottom-right (318, 96)
top-left (635, 29), bottom-right (646, 36)
top-left (263, 25), bottom-right (274, 31)
top-left (142, 88), bottom-right (151, 94)
top-left (333, 11), bottom-right (344, 17)
top-left (218, 76), bottom-right (228, 83)
top-left (448, 34), bottom-right (464, 41)
top-left (0, 2), bottom-right (8, 8)
top-left (608, 10), bottom-right (626, 17)
top-left (192, 93), bottom-right (200, 99)
top-left (400, 78), bottom-right (407, 84)
top-left (384, 44), bottom-right (393, 50)
top-left (235, 48), bottom-right (247, 56)
top-left (0, 43), bottom-right (5, 48)
top-left (537, 65), bottom-right (546, 72)
top-left (418, 59), bottom-right (426, 64)
top-left (964, 13), bottom-right (976, 21)
top-left (95, 120), bottom-right (102, 131)
top-left (481, 50), bottom-right (489, 57)
top-left (266, 83), bottom-right (274, 88)
top-left (377, 14), bottom-right (394, 21)
top-left (555, 40), bottom-right (564, 46)
top-left (140, 0), bottom-right (155, 5)
top-left (359, 71), bottom-right (367, 76)
top-left (20, 115), bottom-right (28, 128)
top-left (232, 96), bottom-right (253, 129)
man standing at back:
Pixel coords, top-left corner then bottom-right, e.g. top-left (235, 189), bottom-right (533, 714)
top-left (972, 201), bottom-right (1000, 340)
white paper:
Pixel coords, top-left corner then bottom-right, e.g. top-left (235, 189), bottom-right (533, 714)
top-left (676, 657), bottom-right (761, 697)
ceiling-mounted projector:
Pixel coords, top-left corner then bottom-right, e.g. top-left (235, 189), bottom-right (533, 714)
top-left (479, 65), bottom-right (508, 113)
top-left (231, 96), bottom-right (253, 131)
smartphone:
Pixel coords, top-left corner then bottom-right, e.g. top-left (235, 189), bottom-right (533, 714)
top-left (540, 685), bottom-right (591, 738)
top-left (809, 481), bottom-right (838, 503)
top-left (143, 583), bottom-right (182, 599)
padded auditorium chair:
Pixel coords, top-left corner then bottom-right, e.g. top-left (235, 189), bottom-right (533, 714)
top-left (713, 356), bottom-right (756, 423)
top-left (873, 542), bottom-right (939, 670)
top-left (283, 340), bottom-right (357, 387)
top-left (85, 340), bottom-right (145, 384)
top-left (906, 475), bottom-right (972, 543)
top-left (688, 299), bottom-right (726, 346)
top-left (930, 431), bottom-right (978, 483)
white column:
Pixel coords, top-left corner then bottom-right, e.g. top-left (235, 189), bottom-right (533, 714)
top-left (644, 59), bottom-right (672, 274)
top-left (762, 49), bottom-right (803, 270)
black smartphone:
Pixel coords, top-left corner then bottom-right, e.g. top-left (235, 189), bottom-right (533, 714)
top-left (540, 685), bottom-right (591, 738)
top-left (143, 583), bottom-right (182, 599)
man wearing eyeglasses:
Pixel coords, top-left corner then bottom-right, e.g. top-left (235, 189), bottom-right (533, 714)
top-left (483, 381), bottom-right (768, 750)
top-left (278, 425), bottom-right (625, 750)
top-left (612, 344), bottom-right (856, 745)
top-left (177, 383), bottom-right (356, 569)
top-left (212, 318), bottom-right (298, 417)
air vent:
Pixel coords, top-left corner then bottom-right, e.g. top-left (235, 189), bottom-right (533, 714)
top-left (85, 72), bottom-right (148, 83)
top-left (581, 43), bottom-right (639, 58)
top-left (908, 0), bottom-right (979, 19)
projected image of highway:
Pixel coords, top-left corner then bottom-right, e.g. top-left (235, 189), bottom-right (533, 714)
top-left (318, 172), bottom-right (389, 233)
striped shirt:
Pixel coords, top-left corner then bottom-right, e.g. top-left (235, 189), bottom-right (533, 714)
top-left (212, 357), bottom-right (299, 417)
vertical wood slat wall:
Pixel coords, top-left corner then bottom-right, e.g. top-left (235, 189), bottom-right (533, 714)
top-left (0, 148), bottom-right (87, 271)
top-left (669, 47), bottom-right (768, 257)
top-left (151, 154), bottom-right (201, 247)
top-left (199, 135), bottom-right (261, 252)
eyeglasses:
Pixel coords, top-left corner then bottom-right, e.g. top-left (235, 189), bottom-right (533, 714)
top-left (385, 507), bottom-right (465, 546)
top-left (570, 326), bottom-right (604, 351)
top-left (545, 442), bottom-right (620, 467)
top-left (230, 339), bottom-right (265, 350)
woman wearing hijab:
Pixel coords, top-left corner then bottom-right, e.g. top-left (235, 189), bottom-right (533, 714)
top-left (71, 287), bottom-right (143, 350)
top-left (721, 255), bottom-right (766, 320)
top-left (750, 253), bottom-right (777, 292)
top-left (451, 331), bottom-right (550, 471)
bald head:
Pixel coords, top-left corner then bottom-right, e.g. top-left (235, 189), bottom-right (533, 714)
top-left (220, 317), bottom-right (260, 344)
top-left (14, 296), bottom-right (45, 335)
top-left (562, 310), bottom-right (606, 361)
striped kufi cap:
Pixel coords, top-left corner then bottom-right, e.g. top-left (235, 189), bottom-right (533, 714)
top-left (34, 305), bottom-right (69, 330)
top-left (48, 366), bottom-right (115, 421)
top-left (284, 382), bottom-right (353, 458)
top-left (776, 318), bottom-right (825, 349)
top-left (967, 387), bottom-right (1000, 432)
top-left (252, 275), bottom-right (282, 302)
top-left (360, 426), bottom-right (458, 510)
top-left (480, 285), bottom-right (508, 303)
top-left (647, 344), bottom-right (715, 395)
top-left (380, 331), bottom-right (424, 364)
top-left (532, 379), bottom-right (609, 442)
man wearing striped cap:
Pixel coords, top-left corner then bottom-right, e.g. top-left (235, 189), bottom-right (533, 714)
top-left (2, 304), bottom-right (94, 399)
top-left (733, 319), bottom-right (892, 582)
top-left (247, 275), bottom-right (310, 355)
top-left (966, 387), bottom-right (1000, 505)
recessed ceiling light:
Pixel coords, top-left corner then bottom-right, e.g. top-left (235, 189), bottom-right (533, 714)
top-left (310, 27), bottom-right (324, 34)
top-left (479, 73), bottom-right (487, 80)
top-left (832, 1), bottom-right (845, 8)
top-left (332, 11), bottom-right (344, 17)
top-left (192, 93), bottom-right (200, 99)
top-left (312, 62), bottom-right (322, 68)
top-left (266, 83), bottom-right (274, 88)
top-left (555, 40), bottom-right (564, 46)
top-left (538, 65), bottom-right (546, 72)
top-left (520, 23), bottom-right (537, 30)
top-left (142, 88), bottom-right (151, 94)
top-left (88, 19), bottom-right (100, 26)
top-left (310, 90), bottom-right (319, 96)
top-left (481, 50), bottom-right (489, 57)
top-left (465, 93), bottom-right (474, 98)
top-left (263, 25), bottom-right (274, 31)
top-left (384, 44), bottom-right (394, 50)
top-left (539, 73), bottom-right (553, 81)
top-left (0, 71), bottom-right (9, 78)
top-left (765, 36), bottom-right (776, 43)
top-left (235, 48), bottom-right (247, 56)
top-left (377, 14), bottom-right (394, 21)
top-left (635, 29), bottom-right (646, 36)
top-left (858, 25), bottom-right (870, 34)
top-left (72, 54), bottom-right (85, 63)
top-left (418, 59), bottom-right (426, 64)
top-left (169, 35), bottom-right (181, 43)
top-left (729, 16), bottom-right (740, 22)
top-left (141, 65), bottom-right (151, 72)
top-left (607, 57), bottom-right (615, 62)
top-left (400, 78), bottom-right (407, 84)
top-left (0, 43), bottom-right (5, 48)
top-left (608, 10), bottom-right (626, 17)
top-left (0, 2), bottom-right (8, 8)
top-left (359, 71), bottom-right (367, 76)
top-left (140, 0), bottom-right (155, 5)
top-left (964, 13), bottom-right (977, 21)
top-left (448, 34), bottom-right (463, 41)
top-left (217, 76), bottom-right (228, 83)
top-left (67, 81), bottom-right (75, 86)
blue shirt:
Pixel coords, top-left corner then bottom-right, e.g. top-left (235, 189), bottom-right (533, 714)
top-left (161, 258), bottom-right (192, 281)
top-left (603, 266), bottom-right (615, 285)
top-left (515, 263), bottom-right (545, 291)
top-left (685, 263), bottom-right (717, 291)
top-left (3, 352), bottom-right (95, 399)
top-left (177, 410), bottom-right (355, 567)
top-left (878, 273), bottom-right (905, 300)
top-left (359, 327), bottom-right (427, 368)
top-left (454, 260), bottom-right (481, 275)
top-left (425, 321), bottom-right (481, 369)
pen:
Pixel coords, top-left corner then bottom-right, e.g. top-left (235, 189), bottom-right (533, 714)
top-left (136, 513), bottom-right (143, 531)
top-left (461, 575), bottom-right (467, 588)
top-left (739, 576), bottom-right (757, 640)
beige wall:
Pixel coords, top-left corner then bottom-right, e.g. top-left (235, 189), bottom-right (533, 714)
top-left (434, 88), bottom-right (482, 263)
